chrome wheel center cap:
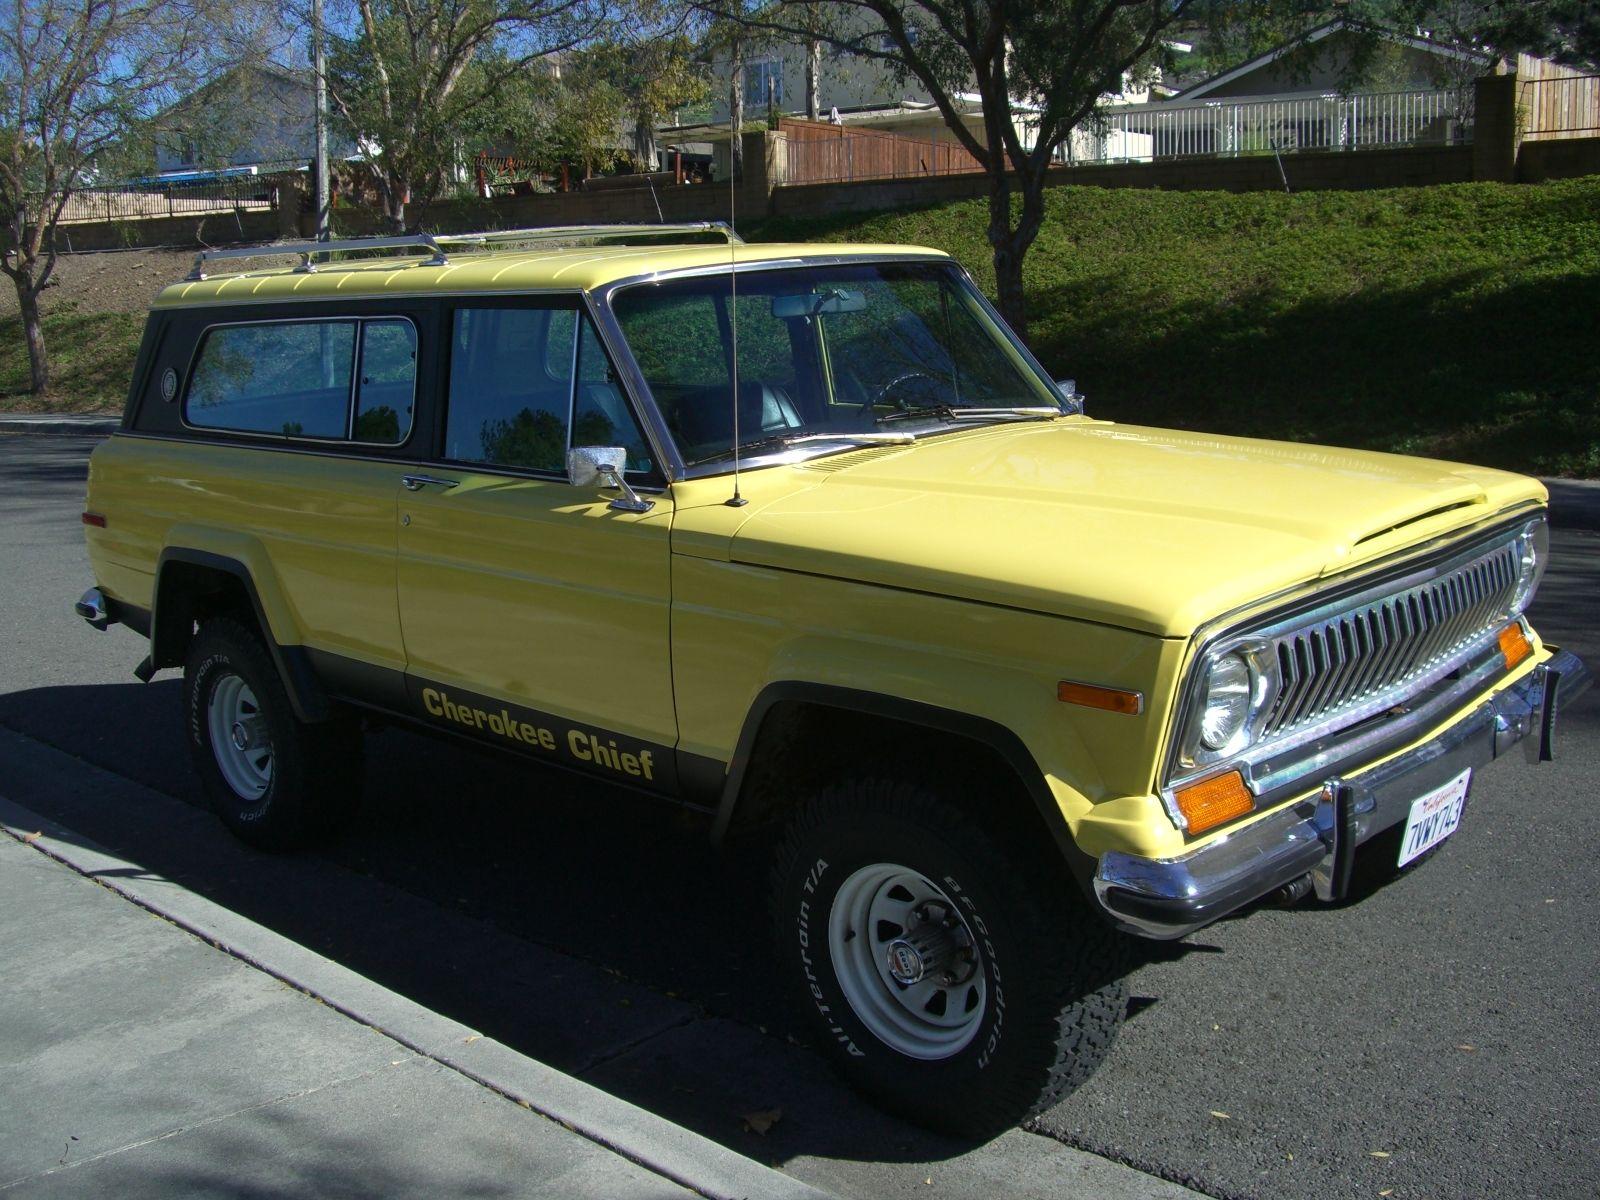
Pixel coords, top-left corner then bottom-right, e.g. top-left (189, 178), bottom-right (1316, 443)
top-left (885, 939), bottom-right (926, 985)
top-left (231, 722), bottom-right (251, 751)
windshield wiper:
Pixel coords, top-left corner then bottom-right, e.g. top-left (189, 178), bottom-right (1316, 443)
top-left (687, 430), bottom-right (916, 467)
top-left (876, 404), bottom-right (1063, 427)
top-left (947, 406), bottom-right (1064, 420)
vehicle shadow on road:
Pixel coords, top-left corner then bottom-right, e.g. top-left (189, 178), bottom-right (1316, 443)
top-left (0, 679), bottom-right (1067, 1168)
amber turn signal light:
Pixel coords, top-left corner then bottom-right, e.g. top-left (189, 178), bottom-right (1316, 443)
top-left (1056, 680), bottom-right (1143, 715)
top-left (1498, 622), bottom-right (1532, 669)
top-left (1175, 770), bottom-right (1254, 835)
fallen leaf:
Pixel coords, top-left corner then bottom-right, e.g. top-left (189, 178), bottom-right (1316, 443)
top-left (1379, 1191), bottom-right (1393, 1197)
top-left (1287, 1153), bottom-right (1294, 1161)
top-left (463, 1034), bottom-right (481, 1044)
top-left (1456, 1044), bottom-right (1475, 1052)
top-left (924, 1178), bottom-right (933, 1186)
top-left (742, 1108), bottom-right (782, 1135)
top-left (1370, 1150), bottom-right (1391, 1158)
top-left (1210, 1111), bottom-right (1230, 1120)
top-left (23, 831), bottom-right (41, 843)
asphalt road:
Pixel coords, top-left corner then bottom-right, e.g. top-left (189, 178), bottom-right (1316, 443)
top-left (3, 433), bottom-right (1596, 1200)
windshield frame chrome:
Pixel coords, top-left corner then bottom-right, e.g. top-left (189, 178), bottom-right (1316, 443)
top-left (590, 254), bottom-right (1072, 483)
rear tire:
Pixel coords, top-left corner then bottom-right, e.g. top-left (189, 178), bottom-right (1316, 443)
top-left (769, 777), bottom-right (1129, 1139)
top-left (183, 617), bottom-right (361, 851)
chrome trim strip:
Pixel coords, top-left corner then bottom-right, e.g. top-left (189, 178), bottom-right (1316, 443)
top-left (1099, 648), bottom-right (1591, 938)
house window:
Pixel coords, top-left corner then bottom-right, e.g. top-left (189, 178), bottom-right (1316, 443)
top-left (744, 59), bottom-right (782, 109)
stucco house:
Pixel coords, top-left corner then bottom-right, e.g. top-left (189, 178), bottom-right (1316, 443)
top-left (154, 64), bottom-right (357, 178)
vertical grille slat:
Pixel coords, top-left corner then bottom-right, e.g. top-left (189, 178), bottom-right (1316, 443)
top-left (1244, 538), bottom-right (1522, 742)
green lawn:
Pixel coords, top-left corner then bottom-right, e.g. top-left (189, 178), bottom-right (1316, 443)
top-left (752, 177), bottom-right (1600, 478)
top-left (6, 178), bottom-right (1597, 475)
top-left (0, 308), bottom-right (143, 412)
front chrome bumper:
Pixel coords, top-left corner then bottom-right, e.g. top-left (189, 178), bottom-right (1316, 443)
top-left (1095, 649), bottom-right (1593, 939)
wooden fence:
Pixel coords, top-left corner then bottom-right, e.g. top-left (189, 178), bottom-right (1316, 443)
top-left (774, 117), bottom-right (982, 185)
top-left (1518, 67), bottom-right (1600, 141)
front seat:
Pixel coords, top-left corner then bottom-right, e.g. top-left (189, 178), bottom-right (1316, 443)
top-left (674, 381), bottom-right (803, 450)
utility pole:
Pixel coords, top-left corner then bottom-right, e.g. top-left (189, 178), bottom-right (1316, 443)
top-left (312, 0), bottom-right (330, 240)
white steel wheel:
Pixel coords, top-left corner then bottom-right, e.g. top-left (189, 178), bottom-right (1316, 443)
top-left (207, 673), bottom-right (273, 800)
top-left (828, 862), bottom-right (987, 1060)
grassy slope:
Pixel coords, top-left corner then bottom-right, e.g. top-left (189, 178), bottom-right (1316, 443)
top-left (4, 178), bottom-right (1596, 475)
top-left (753, 177), bottom-right (1600, 477)
top-left (0, 307), bottom-right (143, 412)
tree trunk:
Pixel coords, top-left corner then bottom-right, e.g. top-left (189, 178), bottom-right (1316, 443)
top-left (381, 178), bottom-right (406, 233)
top-left (730, 37), bottom-right (745, 179)
top-left (987, 169), bottom-right (1049, 344)
top-left (985, 167), bottom-right (1027, 342)
top-left (992, 237), bottom-right (1027, 345)
top-left (807, 38), bottom-right (821, 120)
top-left (634, 110), bottom-right (658, 172)
top-left (15, 279), bottom-right (48, 394)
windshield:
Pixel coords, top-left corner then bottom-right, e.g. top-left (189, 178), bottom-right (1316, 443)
top-left (609, 262), bottom-right (1063, 466)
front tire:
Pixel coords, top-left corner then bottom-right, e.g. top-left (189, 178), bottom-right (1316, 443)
top-left (770, 778), bottom-right (1129, 1138)
top-left (183, 617), bottom-right (360, 851)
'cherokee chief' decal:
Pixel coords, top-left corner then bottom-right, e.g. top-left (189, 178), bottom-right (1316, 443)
top-left (407, 677), bottom-right (676, 791)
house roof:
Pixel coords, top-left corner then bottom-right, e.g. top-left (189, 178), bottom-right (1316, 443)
top-left (1175, 17), bottom-right (1493, 100)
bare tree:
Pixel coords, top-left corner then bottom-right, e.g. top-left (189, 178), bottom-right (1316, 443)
top-left (701, 0), bottom-right (1194, 340)
top-left (325, 0), bottom-right (607, 232)
top-left (807, 34), bottom-right (822, 117)
top-left (0, 0), bottom-right (245, 394)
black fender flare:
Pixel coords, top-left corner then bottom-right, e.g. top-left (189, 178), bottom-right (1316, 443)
top-left (152, 548), bottom-right (331, 723)
top-left (710, 681), bottom-right (1096, 890)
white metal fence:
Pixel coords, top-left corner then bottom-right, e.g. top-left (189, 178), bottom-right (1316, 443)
top-left (1066, 88), bottom-right (1475, 164)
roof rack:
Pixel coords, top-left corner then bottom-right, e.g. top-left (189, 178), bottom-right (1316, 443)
top-left (184, 222), bottom-right (743, 282)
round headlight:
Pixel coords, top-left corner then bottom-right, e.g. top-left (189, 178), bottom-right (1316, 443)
top-left (1512, 520), bottom-right (1549, 614)
top-left (1199, 654), bottom-right (1252, 751)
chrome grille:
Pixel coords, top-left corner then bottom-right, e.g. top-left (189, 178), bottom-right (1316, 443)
top-left (1258, 539), bottom-right (1521, 739)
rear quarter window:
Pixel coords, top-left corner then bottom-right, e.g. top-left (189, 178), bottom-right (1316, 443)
top-left (184, 318), bottom-right (416, 443)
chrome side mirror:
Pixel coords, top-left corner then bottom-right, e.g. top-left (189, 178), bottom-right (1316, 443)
top-left (1055, 378), bottom-right (1086, 415)
top-left (566, 446), bottom-right (653, 513)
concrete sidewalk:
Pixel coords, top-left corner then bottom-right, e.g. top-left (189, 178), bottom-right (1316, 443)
top-left (0, 805), bottom-right (835, 1200)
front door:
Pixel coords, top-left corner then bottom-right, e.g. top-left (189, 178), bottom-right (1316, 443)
top-left (395, 298), bottom-right (679, 791)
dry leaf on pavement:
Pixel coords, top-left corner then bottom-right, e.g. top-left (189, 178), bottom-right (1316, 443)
top-left (742, 1108), bottom-right (782, 1135)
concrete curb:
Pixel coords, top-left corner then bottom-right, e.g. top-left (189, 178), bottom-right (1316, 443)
top-left (0, 413), bottom-right (120, 435)
top-left (0, 796), bottom-right (836, 1200)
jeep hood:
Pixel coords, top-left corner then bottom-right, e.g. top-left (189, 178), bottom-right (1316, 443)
top-left (711, 421), bottom-right (1545, 638)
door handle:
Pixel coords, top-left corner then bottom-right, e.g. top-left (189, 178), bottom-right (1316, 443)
top-left (401, 474), bottom-right (459, 492)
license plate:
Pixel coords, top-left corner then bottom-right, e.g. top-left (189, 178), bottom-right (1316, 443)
top-left (1397, 768), bottom-right (1471, 867)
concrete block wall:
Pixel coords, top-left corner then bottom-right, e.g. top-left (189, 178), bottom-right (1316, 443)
top-left (1517, 136), bottom-right (1600, 181)
top-left (53, 209), bottom-right (280, 253)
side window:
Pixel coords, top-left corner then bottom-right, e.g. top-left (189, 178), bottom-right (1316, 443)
top-left (185, 321), bottom-right (355, 438)
top-left (446, 306), bottom-right (573, 471)
top-left (353, 319), bottom-right (417, 444)
top-left (572, 314), bottom-right (653, 474)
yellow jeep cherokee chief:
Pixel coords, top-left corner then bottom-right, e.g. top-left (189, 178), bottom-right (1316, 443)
top-left (77, 225), bottom-right (1590, 1137)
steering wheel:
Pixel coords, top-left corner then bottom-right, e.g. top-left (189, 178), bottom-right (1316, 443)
top-left (860, 370), bottom-right (942, 417)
